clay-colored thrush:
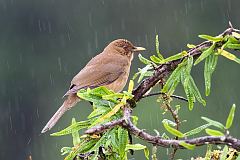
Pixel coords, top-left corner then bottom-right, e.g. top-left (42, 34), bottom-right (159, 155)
top-left (41, 39), bottom-right (145, 133)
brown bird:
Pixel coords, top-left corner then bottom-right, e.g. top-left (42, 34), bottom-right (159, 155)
top-left (41, 39), bottom-right (146, 133)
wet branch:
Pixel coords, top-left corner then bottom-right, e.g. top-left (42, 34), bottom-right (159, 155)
top-left (85, 106), bottom-right (240, 151)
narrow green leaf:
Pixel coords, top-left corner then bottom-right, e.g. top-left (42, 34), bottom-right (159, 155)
top-left (64, 139), bottom-right (97, 160)
top-left (219, 49), bottom-right (240, 64)
top-left (198, 35), bottom-right (223, 42)
top-left (189, 76), bottom-right (206, 106)
top-left (118, 127), bottom-right (128, 158)
top-left (201, 117), bottom-right (225, 130)
top-left (167, 76), bottom-right (180, 95)
top-left (183, 77), bottom-right (195, 110)
top-left (61, 147), bottom-right (72, 156)
top-left (194, 43), bottom-right (215, 65)
top-left (150, 55), bottom-right (161, 63)
top-left (204, 54), bottom-right (218, 96)
top-left (184, 123), bottom-right (211, 137)
top-left (163, 122), bottom-right (185, 138)
top-left (89, 131), bottom-right (109, 152)
top-left (155, 35), bottom-right (164, 60)
top-left (179, 141), bottom-right (195, 150)
top-left (71, 118), bottom-right (80, 146)
top-left (205, 144), bottom-right (212, 160)
top-left (226, 43), bottom-right (240, 50)
top-left (91, 101), bottom-right (125, 127)
top-left (187, 43), bottom-right (196, 48)
top-left (220, 145), bottom-right (228, 160)
top-left (51, 120), bottom-right (91, 136)
top-left (162, 60), bottom-right (186, 93)
top-left (125, 144), bottom-right (146, 151)
top-left (237, 155), bottom-right (240, 160)
top-left (160, 51), bottom-right (188, 63)
top-left (144, 148), bottom-right (150, 160)
top-left (87, 106), bottom-right (109, 119)
top-left (186, 56), bottom-right (193, 75)
top-left (91, 86), bottom-right (115, 96)
top-left (205, 128), bottom-right (224, 136)
top-left (138, 54), bottom-right (152, 64)
top-left (225, 104), bottom-right (236, 129)
top-left (162, 119), bottom-right (177, 127)
top-left (137, 65), bottom-right (153, 83)
top-left (152, 146), bottom-right (157, 160)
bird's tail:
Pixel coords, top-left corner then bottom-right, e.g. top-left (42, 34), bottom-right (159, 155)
top-left (41, 95), bottom-right (80, 133)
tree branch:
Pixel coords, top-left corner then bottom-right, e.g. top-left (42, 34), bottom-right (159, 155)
top-left (85, 106), bottom-right (240, 151)
top-left (142, 92), bottom-right (188, 102)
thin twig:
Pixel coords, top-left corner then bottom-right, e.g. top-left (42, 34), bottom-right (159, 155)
top-left (142, 92), bottom-right (188, 102)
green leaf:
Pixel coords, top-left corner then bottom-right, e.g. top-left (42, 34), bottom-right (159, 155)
top-left (189, 76), bottom-right (206, 106)
top-left (160, 51), bottom-right (188, 63)
top-left (179, 141), bottom-right (195, 150)
top-left (128, 80), bottom-right (134, 93)
top-left (167, 76), bottom-right (180, 95)
top-left (77, 91), bottom-right (111, 106)
top-left (183, 76), bottom-right (195, 110)
top-left (205, 144), bottom-right (212, 160)
top-left (51, 120), bottom-right (91, 136)
top-left (220, 145), bottom-right (228, 160)
top-left (138, 54), bottom-right (152, 64)
top-left (89, 131), bottom-right (109, 152)
top-left (152, 146), bottom-right (157, 160)
top-left (155, 35), bottom-right (164, 60)
top-left (186, 56), bottom-right (193, 75)
top-left (187, 43), bottom-right (196, 48)
top-left (125, 144), bottom-right (146, 150)
top-left (205, 128), bottom-right (224, 136)
top-left (118, 127), bottom-right (128, 158)
top-left (201, 117), bottom-right (225, 130)
top-left (144, 148), bottom-right (150, 160)
top-left (91, 86), bottom-right (115, 96)
top-left (61, 147), bottom-right (72, 156)
top-left (204, 54), bottom-right (218, 96)
top-left (162, 59), bottom-right (187, 93)
top-left (150, 55), bottom-right (161, 63)
top-left (218, 49), bottom-right (240, 64)
top-left (194, 43), bottom-right (215, 65)
top-left (91, 100), bottom-right (126, 126)
top-left (163, 121), bottom-right (185, 138)
top-left (162, 119), bottom-right (177, 127)
top-left (137, 65), bottom-right (153, 83)
top-left (198, 34), bottom-right (223, 42)
top-left (71, 118), bottom-right (80, 146)
top-left (184, 123), bottom-right (211, 137)
top-left (88, 106), bottom-right (110, 119)
top-left (64, 139), bottom-right (97, 160)
top-left (225, 104), bottom-right (236, 129)
top-left (226, 43), bottom-right (240, 50)
top-left (237, 155), bottom-right (240, 160)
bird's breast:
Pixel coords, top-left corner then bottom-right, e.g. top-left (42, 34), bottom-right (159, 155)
top-left (105, 62), bottom-right (131, 93)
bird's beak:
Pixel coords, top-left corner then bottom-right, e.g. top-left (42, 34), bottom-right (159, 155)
top-left (132, 46), bottom-right (146, 52)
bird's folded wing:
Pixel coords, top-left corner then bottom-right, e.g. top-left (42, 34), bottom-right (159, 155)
top-left (63, 62), bottom-right (125, 97)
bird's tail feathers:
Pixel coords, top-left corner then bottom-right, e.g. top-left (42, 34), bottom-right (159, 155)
top-left (41, 95), bottom-right (79, 133)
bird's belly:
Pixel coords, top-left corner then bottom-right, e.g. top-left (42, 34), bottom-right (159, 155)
top-left (105, 72), bottom-right (129, 93)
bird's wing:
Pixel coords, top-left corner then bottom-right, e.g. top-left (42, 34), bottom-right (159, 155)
top-left (63, 57), bottom-right (126, 97)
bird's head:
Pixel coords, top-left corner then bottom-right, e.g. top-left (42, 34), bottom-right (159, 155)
top-left (105, 39), bottom-right (146, 58)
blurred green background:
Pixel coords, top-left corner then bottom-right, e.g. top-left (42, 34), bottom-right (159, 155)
top-left (0, 0), bottom-right (240, 159)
